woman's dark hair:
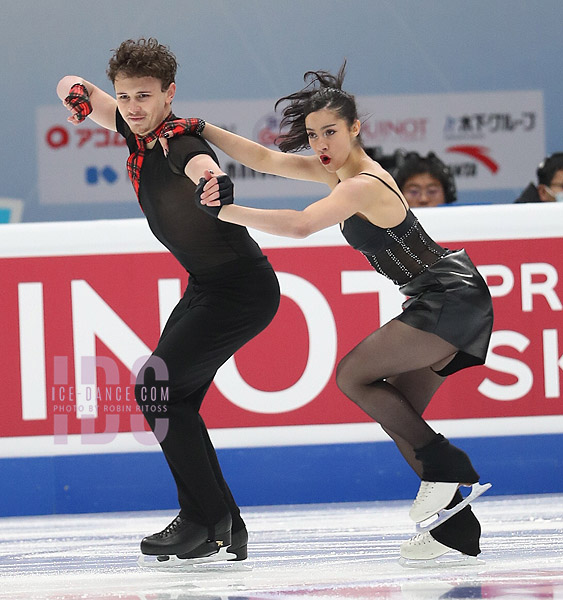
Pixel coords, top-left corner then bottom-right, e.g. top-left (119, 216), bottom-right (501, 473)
top-left (394, 151), bottom-right (457, 204)
top-left (275, 62), bottom-right (360, 153)
top-left (107, 38), bottom-right (177, 90)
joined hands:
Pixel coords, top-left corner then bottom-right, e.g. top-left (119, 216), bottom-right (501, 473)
top-left (195, 170), bottom-right (234, 218)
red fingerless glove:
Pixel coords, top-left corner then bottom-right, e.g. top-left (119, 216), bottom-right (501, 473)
top-left (160, 118), bottom-right (206, 139)
top-left (64, 83), bottom-right (92, 123)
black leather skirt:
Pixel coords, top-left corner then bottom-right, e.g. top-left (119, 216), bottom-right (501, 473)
top-left (395, 249), bottom-right (494, 376)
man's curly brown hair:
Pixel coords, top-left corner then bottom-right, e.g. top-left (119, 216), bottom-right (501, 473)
top-left (107, 38), bottom-right (177, 90)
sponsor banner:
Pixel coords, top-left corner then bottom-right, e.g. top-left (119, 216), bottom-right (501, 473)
top-left (1, 204), bottom-right (562, 458)
top-left (36, 91), bottom-right (544, 205)
top-left (36, 107), bottom-right (133, 205)
top-left (354, 90), bottom-right (545, 191)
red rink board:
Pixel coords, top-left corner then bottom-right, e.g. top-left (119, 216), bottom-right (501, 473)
top-left (1, 204), bottom-right (562, 446)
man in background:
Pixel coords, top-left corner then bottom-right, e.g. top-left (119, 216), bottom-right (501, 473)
top-left (515, 153), bottom-right (563, 203)
top-left (393, 152), bottom-right (457, 208)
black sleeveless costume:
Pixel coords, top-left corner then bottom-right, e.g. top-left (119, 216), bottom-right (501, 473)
top-left (340, 173), bottom-right (493, 376)
top-left (116, 111), bottom-right (280, 529)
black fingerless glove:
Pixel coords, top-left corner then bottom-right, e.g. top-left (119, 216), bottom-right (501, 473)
top-left (64, 83), bottom-right (92, 122)
top-left (194, 174), bottom-right (234, 218)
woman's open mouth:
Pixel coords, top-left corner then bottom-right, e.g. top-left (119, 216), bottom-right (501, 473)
top-left (320, 155), bottom-right (331, 165)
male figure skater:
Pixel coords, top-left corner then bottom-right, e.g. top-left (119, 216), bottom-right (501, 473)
top-left (57, 38), bottom-right (280, 565)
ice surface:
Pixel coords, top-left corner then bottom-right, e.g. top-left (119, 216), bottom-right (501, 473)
top-left (0, 493), bottom-right (561, 599)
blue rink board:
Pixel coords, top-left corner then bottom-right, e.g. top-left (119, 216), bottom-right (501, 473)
top-left (0, 434), bottom-right (561, 517)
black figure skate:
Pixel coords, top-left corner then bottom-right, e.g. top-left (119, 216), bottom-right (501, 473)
top-left (137, 513), bottom-right (248, 569)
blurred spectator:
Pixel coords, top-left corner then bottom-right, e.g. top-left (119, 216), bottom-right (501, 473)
top-left (393, 151), bottom-right (457, 208)
top-left (515, 153), bottom-right (563, 203)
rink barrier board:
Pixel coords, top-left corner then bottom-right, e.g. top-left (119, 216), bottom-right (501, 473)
top-left (0, 434), bottom-right (561, 516)
top-left (1, 203), bottom-right (562, 515)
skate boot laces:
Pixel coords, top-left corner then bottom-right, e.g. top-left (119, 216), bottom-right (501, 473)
top-left (410, 481), bottom-right (459, 523)
top-left (408, 532), bottom-right (434, 547)
top-left (156, 515), bottom-right (185, 538)
top-left (414, 481), bottom-right (434, 502)
top-left (400, 531), bottom-right (449, 559)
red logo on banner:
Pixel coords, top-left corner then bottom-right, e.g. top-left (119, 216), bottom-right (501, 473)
top-left (446, 145), bottom-right (499, 173)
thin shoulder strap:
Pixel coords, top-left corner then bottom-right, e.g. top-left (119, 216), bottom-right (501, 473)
top-left (359, 172), bottom-right (409, 213)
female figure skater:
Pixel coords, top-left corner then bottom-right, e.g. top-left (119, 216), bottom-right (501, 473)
top-left (57, 38), bottom-right (280, 565)
top-left (188, 64), bottom-right (493, 563)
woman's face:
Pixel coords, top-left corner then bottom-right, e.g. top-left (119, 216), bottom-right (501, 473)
top-left (305, 108), bottom-right (359, 172)
top-left (401, 173), bottom-right (446, 207)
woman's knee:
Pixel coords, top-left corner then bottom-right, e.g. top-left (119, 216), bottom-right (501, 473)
top-left (335, 353), bottom-right (362, 398)
top-left (335, 355), bottom-right (348, 392)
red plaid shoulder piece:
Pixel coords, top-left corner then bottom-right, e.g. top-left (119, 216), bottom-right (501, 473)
top-left (126, 116), bottom-right (205, 205)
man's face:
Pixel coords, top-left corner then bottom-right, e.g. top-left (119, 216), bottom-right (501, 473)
top-left (401, 173), bottom-right (446, 207)
top-left (114, 75), bottom-right (175, 136)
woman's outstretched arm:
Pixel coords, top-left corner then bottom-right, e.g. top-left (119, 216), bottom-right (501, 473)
top-left (202, 123), bottom-right (338, 187)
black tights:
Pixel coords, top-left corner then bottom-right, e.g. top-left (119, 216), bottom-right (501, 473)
top-left (336, 319), bottom-right (457, 477)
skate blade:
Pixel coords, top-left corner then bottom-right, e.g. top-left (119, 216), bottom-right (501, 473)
top-left (399, 555), bottom-right (484, 569)
top-left (415, 482), bottom-right (492, 534)
top-left (137, 547), bottom-right (252, 570)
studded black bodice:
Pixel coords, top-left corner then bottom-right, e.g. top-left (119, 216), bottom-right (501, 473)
top-left (340, 174), bottom-right (448, 285)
